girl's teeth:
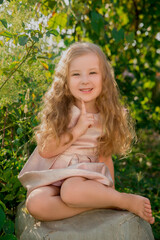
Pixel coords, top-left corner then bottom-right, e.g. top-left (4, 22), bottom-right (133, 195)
top-left (81, 89), bottom-right (92, 91)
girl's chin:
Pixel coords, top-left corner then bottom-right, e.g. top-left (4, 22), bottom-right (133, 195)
top-left (75, 98), bottom-right (96, 105)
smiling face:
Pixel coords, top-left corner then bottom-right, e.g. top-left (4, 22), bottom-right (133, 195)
top-left (68, 53), bottom-right (102, 112)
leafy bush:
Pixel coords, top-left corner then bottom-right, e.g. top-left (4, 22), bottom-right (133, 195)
top-left (114, 130), bottom-right (160, 238)
top-left (0, 204), bottom-right (17, 240)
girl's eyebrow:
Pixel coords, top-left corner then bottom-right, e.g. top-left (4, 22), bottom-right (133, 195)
top-left (70, 67), bottom-right (99, 72)
top-left (89, 67), bottom-right (99, 70)
top-left (70, 69), bottom-right (80, 73)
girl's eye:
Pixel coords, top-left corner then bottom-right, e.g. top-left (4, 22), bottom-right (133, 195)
top-left (72, 73), bottom-right (79, 76)
top-left (90, 72), bottom-right (96, 75)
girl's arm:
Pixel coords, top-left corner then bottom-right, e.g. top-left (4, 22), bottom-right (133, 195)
top-left (38, 127), bottom-right (81, 158)
top-left (38, 100), bottom-right (95, 158)
top-left (99, 155), bottom-right (115, 189)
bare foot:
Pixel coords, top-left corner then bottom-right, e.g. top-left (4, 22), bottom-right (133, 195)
top-left (123, 194), bottom-right (155, 224)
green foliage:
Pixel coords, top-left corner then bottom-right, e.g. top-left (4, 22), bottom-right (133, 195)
top-left (0, 19), bottom-right (7, 28)
top-left (0, 0), bottom-right (160, 239)
top-left (114, 130), bottom-right (160, 239)
top-left (0, 205), bottom-right (17, 239)
top-left (0, 0), bottom-right (159, 129)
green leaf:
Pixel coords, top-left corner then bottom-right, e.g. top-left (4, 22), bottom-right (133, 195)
top-left (27, 57), bottom-right (36, 65)
top-left (0, 234), bottom-right (17, 240)
top-left (50, 29), bottom-right (59, 36)
top-left (17, 128), bottom-right (23, 135)
top-left (0, 40), bottom-right (3, 46)
top-left (3, 219), bottom-right (14, 234)
top-left (48, 13), bottom-right (68, 30)
top-left (0, 0), bottom-right (3, 4)
top-left (38, 32), bottom-right (43, 38)
top-left (31, 36), bottom-right (39, 42)
top-left (46, 29), bottom-right (59, 37)
top-left (118, 28), bottom-right (124, 40)
top-left (22, 22), bottom-right (25, 28)
top-left (0, 31), bottom-right (13, 38)
top-left (91, 11), bottom-right (104, 35)
top-left (0, 200), bottom-right (6, 211)
top-left (40, 61), bottom-right (49, 70)
top-left (144, 81), bottom-right (155, 89)
top-left (155, 106), bottom-right (160, 113)
top-left (126, 32), bottom-right (135, 43)
top-left (4, 194), bottom-right (15, 201)
top-left (112, 28), bottom-right (124, 42)
top-left (18, 35), bottom-right (28, 46)
top-left (0, 19), bottom-right (7, 28)
top-left (9, 61), bottom-right (19, 70)
top-left (46, 31), bottom-right (50, 37)
top-left (117, 6), bottom-right (129, 26)
top-left (112, 28), bottom-right (118, 40)
top-left (39, 23), bottom-right (42, 31)
top-left (0, 207), bottom-right (6, 231)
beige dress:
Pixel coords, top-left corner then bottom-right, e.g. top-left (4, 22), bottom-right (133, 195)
top-left (18, 105), bottom-right (113, 194)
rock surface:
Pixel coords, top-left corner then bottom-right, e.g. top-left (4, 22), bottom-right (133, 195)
top-left (15, 201), bottom-right (154, 240)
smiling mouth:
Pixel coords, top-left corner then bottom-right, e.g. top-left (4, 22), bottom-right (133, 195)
top-left (79, 88), bottom-right (93, 93)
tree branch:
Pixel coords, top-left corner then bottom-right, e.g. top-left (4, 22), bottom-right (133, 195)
top-left (133, 0), bottom-right (140, 34)
top-left (0, 42), bottom-right (36, 90)
top-left (2, 107), bottom-right (8, 148)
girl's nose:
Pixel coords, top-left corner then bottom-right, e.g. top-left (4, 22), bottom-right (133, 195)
top-left (81, 74), bottom-right (89, 84)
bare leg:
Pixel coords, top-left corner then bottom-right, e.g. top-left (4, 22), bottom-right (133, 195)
top-left (26, 185), bottom-right (92, 221)
top-left (60, 177), bottom-right (155, 224)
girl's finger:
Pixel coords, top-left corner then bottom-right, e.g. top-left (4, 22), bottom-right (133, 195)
top-left (87, 113), bottom-right (94, 119)
top-left (88, 123), bottom-right (94, 128)
top-left (81, 99), bottom-right (86, 115)
top-left (88, 120), bottom-right (95, 128)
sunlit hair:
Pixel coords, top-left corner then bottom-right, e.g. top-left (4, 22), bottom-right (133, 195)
top-left (35, 42), bottom-right (136, 157)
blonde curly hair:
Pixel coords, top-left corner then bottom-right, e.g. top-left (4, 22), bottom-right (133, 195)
top-left (35, 42), bottom-right (135, 157)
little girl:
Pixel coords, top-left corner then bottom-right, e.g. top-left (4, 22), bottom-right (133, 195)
top-left (18, 42), bottom-right (154, 224)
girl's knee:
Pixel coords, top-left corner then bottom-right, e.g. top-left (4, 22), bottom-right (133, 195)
top-left (26, 189), bottom-right (42, 218)
top-left (26, 186), bottom-right (58, 219)
top-left (60, 177), bottom-right (86, 206)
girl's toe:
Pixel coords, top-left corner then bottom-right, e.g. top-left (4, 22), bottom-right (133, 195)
top-left (144, 198), bottom-right (151, 207)
top-left (149, 217), bottom-right (155, 224)
top-left (144, 211), bottom-right (152, 217)
top-left (144, 207), bottom-right (152, 213)
top-left (144, 202), bottom-right (151, 209)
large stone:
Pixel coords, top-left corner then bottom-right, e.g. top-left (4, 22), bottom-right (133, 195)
top-left (15, 201), bottom-right (154, 240)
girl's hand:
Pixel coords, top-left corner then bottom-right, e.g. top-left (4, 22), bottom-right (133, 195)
top-left (73, 100), bottom-right (95, 137)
